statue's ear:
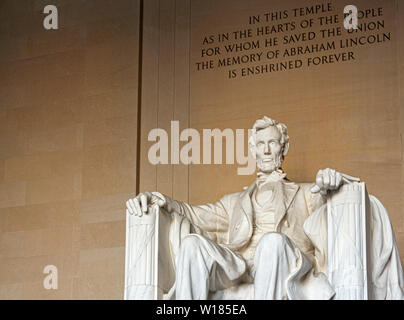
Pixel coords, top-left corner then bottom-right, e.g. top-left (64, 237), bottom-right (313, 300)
top-left (282, 142), bottom-right (289, 157)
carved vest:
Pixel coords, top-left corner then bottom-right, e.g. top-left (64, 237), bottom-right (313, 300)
top-left (237, 182), bottom-right (277, 261)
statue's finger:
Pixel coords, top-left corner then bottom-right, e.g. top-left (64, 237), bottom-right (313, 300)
top-left (128, 199), bottom-right (136, 215)
top-left (134, 198), bottom-right (142, 217)
top-left (323, 172), bottom-right (330, 189)
top-left (316, 172), bottom-right (324, 189)
top-left (140, 194), bottom-right (148, 212)
top-left (151, 192), bottom-right (165, 207)
top-left (330, 171), bottom-right (336, 189)
top-left (336, 172), bottom-right (342, 188)
top-left (126, 204), bottom-right (133, 215)
top-left (145, 192), bottom-right (152, 202)
top-left (311, 185), bottom-right (321, 193)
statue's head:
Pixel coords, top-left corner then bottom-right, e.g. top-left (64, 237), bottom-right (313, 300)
top-left (249, 116), bottom-right (289, 174)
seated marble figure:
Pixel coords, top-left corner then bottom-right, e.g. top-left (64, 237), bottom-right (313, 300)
top-left (126, 116), bottom-right (404, 300)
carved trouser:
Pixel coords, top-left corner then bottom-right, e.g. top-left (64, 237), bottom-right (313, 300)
top-left (175, 232), bottom-right (302, 300)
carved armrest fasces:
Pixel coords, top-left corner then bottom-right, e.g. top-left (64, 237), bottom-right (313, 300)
top-left (124, 205), bottom-right (191, 300)
top-left (327, 180), bottom-right (370, 300)
top-left (307, 177), bottom-right (404, 300)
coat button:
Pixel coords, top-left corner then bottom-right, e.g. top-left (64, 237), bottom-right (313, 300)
top-left (284, 220), bottom-right (290, 228)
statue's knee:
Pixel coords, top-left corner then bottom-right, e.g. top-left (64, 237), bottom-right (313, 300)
top-left (179, 235), bottom-right (204, 255)
top-left (257, 232), bottom-right (288, 253)
top-left (177, 235), bottom-right (211, 276)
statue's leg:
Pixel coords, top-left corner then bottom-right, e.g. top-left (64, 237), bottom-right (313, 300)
top-left (175, 234), bottom-right (246, 300)
top-left (253, 232), bottom-right (298, 300)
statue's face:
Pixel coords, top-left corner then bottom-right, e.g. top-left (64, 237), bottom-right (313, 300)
top-left (255, 126), bottom-right (284, 174)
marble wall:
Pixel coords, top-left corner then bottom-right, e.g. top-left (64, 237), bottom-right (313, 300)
top-left (0, 0), bottom-right (140, 299)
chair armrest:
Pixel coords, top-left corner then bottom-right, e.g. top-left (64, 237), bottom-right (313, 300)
top-left (124, 205), bottom-right (191, 300)
top-left (327, 182), bottom-right (370, 299)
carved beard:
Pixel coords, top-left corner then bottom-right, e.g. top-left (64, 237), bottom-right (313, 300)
top-left (256, 153), bottom-right (283, 173)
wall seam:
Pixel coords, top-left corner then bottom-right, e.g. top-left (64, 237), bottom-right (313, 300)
top-left (135, 0), bottom-right (144, 195)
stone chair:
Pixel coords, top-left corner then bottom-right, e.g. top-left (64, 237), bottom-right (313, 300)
top-left (124, 181), bottom-right (403, 300)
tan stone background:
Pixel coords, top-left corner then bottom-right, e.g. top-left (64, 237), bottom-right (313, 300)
top-left (0, 0), bottom-right (403, 299)
top-left (0, 0), bottom-right (140, 299)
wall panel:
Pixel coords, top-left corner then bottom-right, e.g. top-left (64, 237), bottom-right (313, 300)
top-left (0, 0), bottom-right (140, 299)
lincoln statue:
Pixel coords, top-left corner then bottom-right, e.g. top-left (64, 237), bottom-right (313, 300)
top-left (125, 116), bottom-right (404, 300)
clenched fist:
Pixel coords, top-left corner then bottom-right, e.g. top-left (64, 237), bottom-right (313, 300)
top-left (310, 168), bottom-right (343, 196)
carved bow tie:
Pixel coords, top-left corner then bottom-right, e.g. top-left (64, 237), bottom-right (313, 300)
top-left (256, 169), bottom-right (286, 188)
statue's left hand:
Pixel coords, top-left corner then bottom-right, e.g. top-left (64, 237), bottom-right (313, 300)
top-left (310, 168), bottom-right (343, 196)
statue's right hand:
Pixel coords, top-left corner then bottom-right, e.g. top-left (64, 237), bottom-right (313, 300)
top-left (126, 192), bottom-right (166, 217)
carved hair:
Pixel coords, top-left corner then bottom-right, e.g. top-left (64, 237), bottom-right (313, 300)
top-left (248, 116), bottom-right (290, 159)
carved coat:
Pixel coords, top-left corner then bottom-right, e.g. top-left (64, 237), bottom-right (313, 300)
top-left (175, 178), bottom-right (324, 263)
